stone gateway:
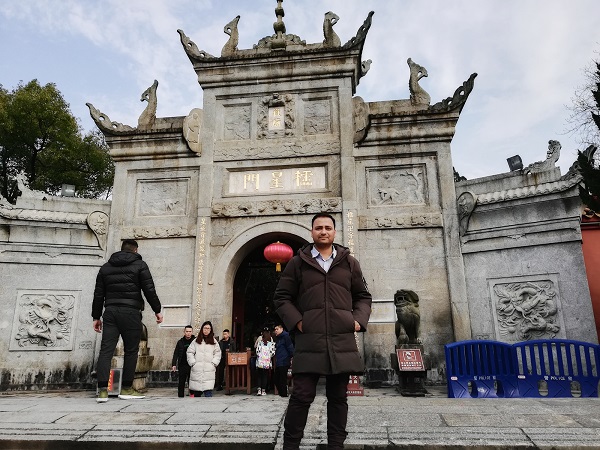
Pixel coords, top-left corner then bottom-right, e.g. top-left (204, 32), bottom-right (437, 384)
top-left (0, 3), bottom-right (596, 390)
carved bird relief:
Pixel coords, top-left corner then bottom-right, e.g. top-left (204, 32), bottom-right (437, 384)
top-left (138, 80), bottom-right (158, 128)
top-left (407, 58), bottom-right (431, 106)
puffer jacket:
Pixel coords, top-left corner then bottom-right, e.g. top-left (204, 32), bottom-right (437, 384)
top-left (187, 339), bottom-right (222, 392)
top-left (92, 250), bottom-right (161, 319)
top-left (274, 243), bottom-right (372, 375)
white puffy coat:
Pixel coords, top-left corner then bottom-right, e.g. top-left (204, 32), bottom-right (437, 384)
top-left (186, 339), bottom-right (222, 392)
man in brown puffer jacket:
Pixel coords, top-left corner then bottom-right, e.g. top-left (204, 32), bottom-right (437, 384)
top-left (274, 213), bottom-right (372, 450)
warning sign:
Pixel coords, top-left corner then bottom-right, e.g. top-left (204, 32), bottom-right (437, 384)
top-left (396, 348), bottom-right (425, 371)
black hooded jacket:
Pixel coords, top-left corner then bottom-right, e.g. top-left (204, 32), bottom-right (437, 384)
top-left (92, 250), bottom-right (161, 319)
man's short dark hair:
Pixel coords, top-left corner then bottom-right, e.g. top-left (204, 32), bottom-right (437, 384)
top-left (223, 329), bottom-right (230, 333)
top-left (311, 213), bottom-right (336, 229)
top-left (121, 239), bottom-right (139, 252)
top-left (184, 325), bottom-right (193, 330)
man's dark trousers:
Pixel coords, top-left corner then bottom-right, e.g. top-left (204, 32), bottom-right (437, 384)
top-left (178, 364), bottom-right (191, 397)
top-left (275, 365), bottom-right (290, 396)
top-left (96, 306), bottom-right (142, 388)
top-left (283, 373), bottom-right (350, 450)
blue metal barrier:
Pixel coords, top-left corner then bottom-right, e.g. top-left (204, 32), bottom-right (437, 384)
top-left (445, 339), bottom-right (600, 398)
top-left (513, 339), bottom-right (600, 398)
top-left (445, 340), bottom-right (518, 398)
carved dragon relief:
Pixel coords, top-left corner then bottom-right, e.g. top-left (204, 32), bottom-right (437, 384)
top-left (212, 198), bottom-right (342, 218)
top-left (177, 29), bottom-right (215, 62)
top-left (12, 291), bottom-right (77, 350)
top-left (524, 140), bottom-right (561, 174)
top-left (221, 16), bottom-right (240, 57)
top-left (493, 280), bottom-right (561, 341)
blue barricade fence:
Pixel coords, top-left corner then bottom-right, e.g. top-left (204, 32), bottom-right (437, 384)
top-left (445, 339), bottom-right (600, 398)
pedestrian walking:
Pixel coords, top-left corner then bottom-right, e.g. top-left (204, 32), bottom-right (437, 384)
top-left (255, 328), bottom-right (276, 395)
top-left (187, 321), bottom-right (221, 397)
top-left (92, 239), bottom-right (163, 403)
top-left (273, 323), bottom-right (294, 397)
top-left (215, 328), bottom-right (237, 391)
top-left (171, 325), bottom-right (195, 397)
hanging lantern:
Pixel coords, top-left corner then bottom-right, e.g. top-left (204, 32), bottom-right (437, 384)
top-left (264, 241), bottom-right (293, 272)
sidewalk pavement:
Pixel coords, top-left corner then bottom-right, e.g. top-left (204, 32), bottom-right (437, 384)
top-left (0, 385), bottom-right (599, 449)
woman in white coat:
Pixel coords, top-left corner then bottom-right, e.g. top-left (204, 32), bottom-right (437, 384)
top-left (186, 321), bottom-right (221, 397)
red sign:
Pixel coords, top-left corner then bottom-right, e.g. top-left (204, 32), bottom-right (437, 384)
top-left (396, 348), bottom-right (425, 371)
top-left (346, 375), bottom-right (364, 396)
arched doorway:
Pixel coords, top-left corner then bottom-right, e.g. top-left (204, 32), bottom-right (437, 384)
top-left (231, 234), bottom-right (306, 349)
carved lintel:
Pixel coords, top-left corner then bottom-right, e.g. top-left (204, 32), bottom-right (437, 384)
top-left (0, 204), bottom-right (88, 224)
top-left (362, 214), bottom-right (443, 229)
top-left (215, 140), bottom-right (340, 161)
top-left (211, 198), bottom-right (342, 218)
top-left (429, 73), bottom-right (477, 113)
top-left (183, 108), bottom-right (203, 154)
top-left (123, 226), bottom-right (195, 239)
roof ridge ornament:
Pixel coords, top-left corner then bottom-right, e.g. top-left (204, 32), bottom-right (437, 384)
top-left (271, 0), bottom-right (287, 50)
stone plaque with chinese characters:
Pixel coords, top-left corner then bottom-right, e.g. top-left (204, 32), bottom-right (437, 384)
top-left (268, 106), bottom-right (285, 131)
top-left (228, 166), bottom-right (326, 195)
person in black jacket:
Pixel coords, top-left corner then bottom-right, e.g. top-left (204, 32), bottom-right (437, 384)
top-left (215, 329), bottom-right (236, 390)
top-left (171, 325), bottom-right (195, 397)
top-left (273, 323), bottom-right (294, 397)
top-left (92, 239), bottom-right (163, 403)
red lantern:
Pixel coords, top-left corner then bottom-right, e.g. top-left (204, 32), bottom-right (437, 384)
top-left (264, 241), bottom-right (293, 272)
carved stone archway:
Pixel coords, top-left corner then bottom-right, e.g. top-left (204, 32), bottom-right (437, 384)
top-left (205, 220), bottom-right (310, 335)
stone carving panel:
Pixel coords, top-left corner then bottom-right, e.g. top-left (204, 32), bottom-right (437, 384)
top-left (367, 166), bottom-right (426, 207)
top-left (257, 94), bottom-right (296, 139)
top-left (135, 179), bottom-right (189, 218)
top-left (10, 290), bottom-right (78, 351)
top-left (123, 226), bottom-right (195, 239)
top-left (304, 99), bottom-right (332, 135)
top-left (212, 197), bottom-right (342, 218)
top-left (162, 306), bottom-right (192, 327)
top-left (491, 278), bottom-right (563, 342)
top-left (223, 104), bottom-right (251, 140)
top-left (214, 140), bottom-right (340, 161)
top-left (360, 214), bottom-right (442, 230)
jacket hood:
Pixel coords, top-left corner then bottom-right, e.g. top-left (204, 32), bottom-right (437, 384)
top-left (108, 250), bottom-right (142, 267)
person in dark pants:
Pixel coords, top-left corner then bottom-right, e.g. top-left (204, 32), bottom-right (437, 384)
top-left (273, 323), bottom-right (294, 397)
top-left (274, 213), bottom-right (372, 450)
top-left (215, 329), bottom-right (237, 391)
top-left (92, 239), bottom-right (163, 403)
top-left (171, 325), bottom-right (195, 397)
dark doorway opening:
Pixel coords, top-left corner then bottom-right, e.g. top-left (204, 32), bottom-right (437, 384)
top-left (232, 235), bottom-right (306, 350)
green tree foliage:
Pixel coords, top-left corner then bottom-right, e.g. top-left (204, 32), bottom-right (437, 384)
top-left (0, 80), bottom-right (114, 203)
top-left (577, 62), bottom-right (600, 212)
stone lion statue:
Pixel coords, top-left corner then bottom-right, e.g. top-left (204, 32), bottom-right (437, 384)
top-left (394, 289), bottom-right (421, 345)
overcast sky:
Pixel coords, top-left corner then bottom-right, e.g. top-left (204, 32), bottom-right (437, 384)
top-left (1, 0), bottom-right (599, 179)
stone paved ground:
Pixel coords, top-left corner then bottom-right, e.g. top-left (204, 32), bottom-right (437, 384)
top-left (0, 386), bottom-right (599, 449)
